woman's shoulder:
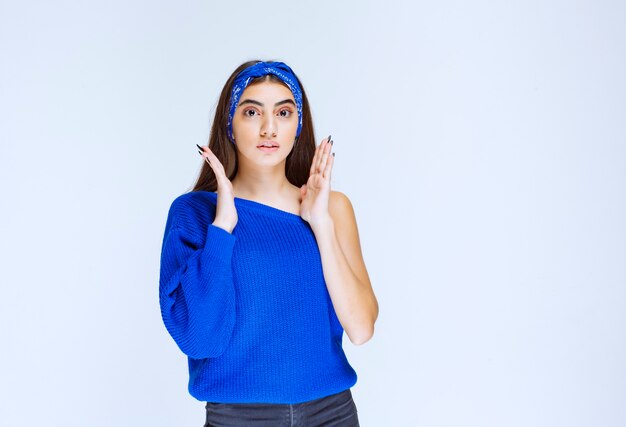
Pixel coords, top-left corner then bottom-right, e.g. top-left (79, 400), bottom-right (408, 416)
top-left (171, 190), bottom-right (216, 208)
top-left (167, 191), bottom-right (217, 225)
top-left (328, 190), bottom-right (355, 222)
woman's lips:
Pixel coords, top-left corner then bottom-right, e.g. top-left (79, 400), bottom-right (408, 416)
top-left (257, 140), bottom-right (279, 152)
top-left (257, 146), bottom-right (279, 153)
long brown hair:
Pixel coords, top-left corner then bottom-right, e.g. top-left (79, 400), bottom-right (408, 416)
top-left (191, 60), bottom-right (316, 192)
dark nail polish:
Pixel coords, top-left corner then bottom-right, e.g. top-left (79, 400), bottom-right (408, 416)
top-left (330, 140), bottom-right (334, 145)
top-left (196, 143), bottom-right (203, 150)
top-left (328, 134), bottom-right (332, 142)
top-left (332, 152), bottom-right (335, 157)
top-left (198, 150), bottom-right (203, 155)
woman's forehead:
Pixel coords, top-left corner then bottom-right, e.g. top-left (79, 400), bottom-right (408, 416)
top-left (240, 81), bottom-right (294, 102)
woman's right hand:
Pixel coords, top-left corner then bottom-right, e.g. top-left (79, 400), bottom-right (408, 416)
top-left (197, 144), bottom-right (238, 233)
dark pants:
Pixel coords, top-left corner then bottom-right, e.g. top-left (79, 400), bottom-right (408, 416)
top-left (203, 388), bottom-right (360, 426)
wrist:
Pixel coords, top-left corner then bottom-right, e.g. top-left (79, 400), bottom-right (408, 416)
top-left (310, 216), bottom-right (335, 234)
top-left (212, 220), bottom-right (233, 234)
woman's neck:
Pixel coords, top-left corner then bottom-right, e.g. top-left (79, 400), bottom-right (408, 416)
top-left (231, 168), bottom-right (297, 202)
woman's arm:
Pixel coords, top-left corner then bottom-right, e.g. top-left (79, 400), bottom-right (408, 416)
top-left (159, 198), bottom-right (237, 359)
top-left (311, 190), bottom-right (379, 345)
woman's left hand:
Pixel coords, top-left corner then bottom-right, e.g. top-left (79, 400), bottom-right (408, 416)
top-left (299, 135), bottom-right (335, 228)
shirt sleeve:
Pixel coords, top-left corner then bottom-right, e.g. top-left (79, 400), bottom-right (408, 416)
top-left (158, 198), bottom-right (237, 359)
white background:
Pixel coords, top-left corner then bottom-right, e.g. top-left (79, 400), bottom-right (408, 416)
top-left (1, 1), bottom-right (625, 426)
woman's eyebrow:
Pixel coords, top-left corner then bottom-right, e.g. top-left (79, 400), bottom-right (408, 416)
top-left (238, 99), bottom-right (296, 108)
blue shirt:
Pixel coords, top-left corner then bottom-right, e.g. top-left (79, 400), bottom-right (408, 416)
top-left (159, 191), bottom-right (357, 403)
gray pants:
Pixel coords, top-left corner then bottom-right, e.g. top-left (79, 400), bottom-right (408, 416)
top-left (203, 388), bottom-right (360, 426)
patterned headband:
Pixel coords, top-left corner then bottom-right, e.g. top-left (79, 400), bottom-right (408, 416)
top-left (226, 61), bottom-right (303, 144)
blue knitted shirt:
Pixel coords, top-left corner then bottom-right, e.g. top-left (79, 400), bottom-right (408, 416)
top-left (159, 191), bottom-right (358, 404)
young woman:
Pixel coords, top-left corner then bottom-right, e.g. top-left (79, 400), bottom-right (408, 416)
top-left (159, 60), bottom-right (379, 426)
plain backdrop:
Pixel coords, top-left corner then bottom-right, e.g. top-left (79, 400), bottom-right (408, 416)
top-left (1, 1), bottom-right (625, 426)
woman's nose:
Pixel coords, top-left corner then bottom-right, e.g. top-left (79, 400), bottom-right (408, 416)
top-left (260, 115), bottom-right (277, 136)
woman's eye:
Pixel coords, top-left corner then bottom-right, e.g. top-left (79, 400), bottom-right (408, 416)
top-left (278, 109), bottom-right (292, 117)
top-left (244, 109), bottom-right (258, 117)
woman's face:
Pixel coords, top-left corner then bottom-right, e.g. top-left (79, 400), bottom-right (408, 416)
top-left (231, 80), bottom-right (299, 165)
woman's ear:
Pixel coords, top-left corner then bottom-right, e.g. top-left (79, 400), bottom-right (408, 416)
top-left (300, 184), bottom-right (307, 200)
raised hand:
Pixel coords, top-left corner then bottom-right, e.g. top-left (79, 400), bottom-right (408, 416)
top-left (299, 135), bottom-right (335, 228)
top-left (197, 144), bottom-right (238, 233)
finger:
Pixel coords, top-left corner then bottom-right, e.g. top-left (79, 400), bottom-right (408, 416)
top-left (201, 146), bottom-right (227, 175)
top-left (323, 150), bottom-right (334, 179)
top-left (316, 136), bottom-right (330, 172)
top-left (198, 146), bottom-right (212, 164)
top-left (197, 144), bottom-right (209, 157)
top-left (317, 139), bottom-right (332, 175)
top-left (202, 146), bottom-right (218, 166)
top-left (310, 135), bottom-right (331, 176)
top-left (200, 150), bottom-right (214, 167)
top-left (313, 138), bottom-right (329, 174)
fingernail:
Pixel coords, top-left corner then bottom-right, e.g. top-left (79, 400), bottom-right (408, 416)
top-left (196, 143), bottom-right (203, 150)
top-left (198, 150), bottom-right (203, 155)
top-left (330, 139), bottom-right (333, 145)
top-left (328, 134), bottom-right (332, 143)
top-left (332, 152), bottom-right (335, 157)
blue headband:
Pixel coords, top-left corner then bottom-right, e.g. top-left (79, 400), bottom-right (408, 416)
top-left (226, 61), bottom-right (303, 144)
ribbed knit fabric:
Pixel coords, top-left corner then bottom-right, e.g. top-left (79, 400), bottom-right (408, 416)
top-left (159, 191), bottom-right (357, 404)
